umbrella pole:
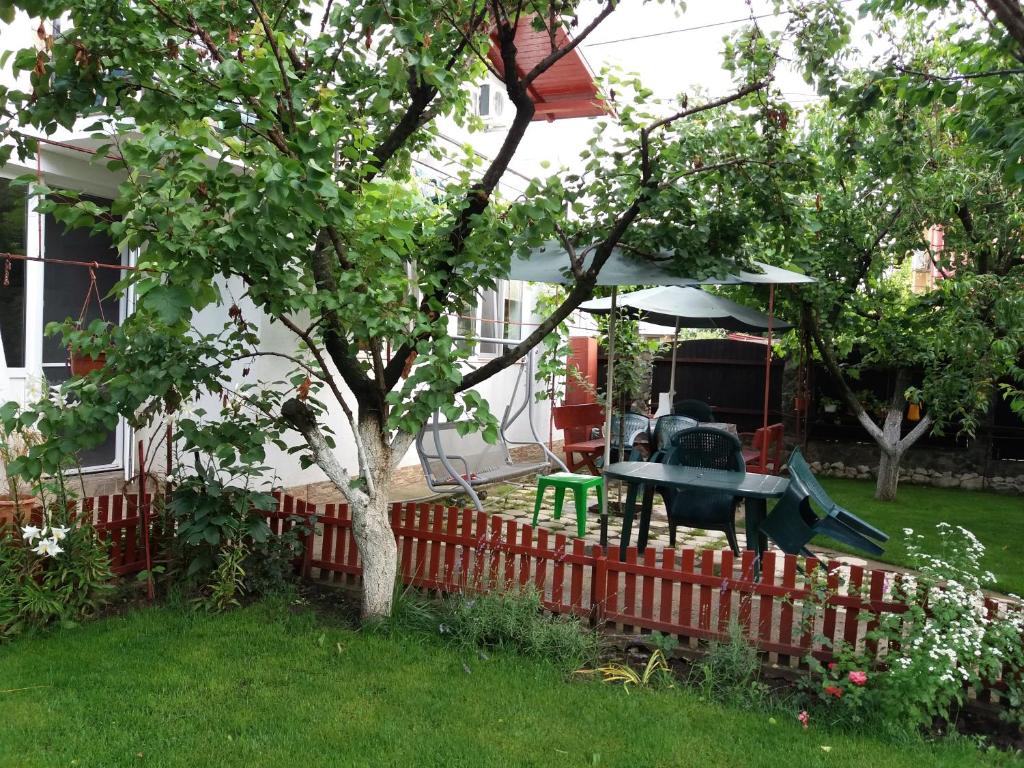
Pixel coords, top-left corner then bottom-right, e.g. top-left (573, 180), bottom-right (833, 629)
top-left (668, 316), bottom-right (680, 405)
top-left (762, 284), bottom-right (775, 435)
top-left (600, 286), bottom-right (617, 549)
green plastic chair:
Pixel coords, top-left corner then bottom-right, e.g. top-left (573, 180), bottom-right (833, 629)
top-left (786, 448), bottom-right (889, 544)
top-left (648, 415), bottom-right (699, 462)
top-left (672, 399), bottom-right (715, 423)
top-left (760, 473), bottom-right (885, 558)
top-left (659, 426), bottom-right (745, 553)
top-left (532, 472), bottom-right (604, 539)
top-left (604, 412), bottom-right (652, 464)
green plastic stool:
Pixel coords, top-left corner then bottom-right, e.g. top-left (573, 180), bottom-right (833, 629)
top-left (532, 472), bottom-right (604, 538)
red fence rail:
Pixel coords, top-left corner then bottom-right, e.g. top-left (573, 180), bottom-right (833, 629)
top-left (63, 492), bottom-right (1014, 705)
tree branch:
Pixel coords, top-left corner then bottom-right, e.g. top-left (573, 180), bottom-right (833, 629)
top-left (520, 1), bottom-right (617, 89)
top-left (282, 397), bottom-right (371, 505)
top-left (804, 304), bottom-right (884, 444)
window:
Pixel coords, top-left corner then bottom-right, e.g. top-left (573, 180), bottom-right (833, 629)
top-left (0, 179), bottom-right (27, 368)
top-left (477, 83), bottom-right (491, 117)
top-left (457, 281), bottom-right (525, 356)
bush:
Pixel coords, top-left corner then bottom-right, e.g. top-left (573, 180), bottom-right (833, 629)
top-left (440, 588), bottom-right (600, 668)
top-left (169, 469), bottom-right (312, 610)
top-left (804, 523), bottom-right (1024, 735)
top-left (380, 586), bottom-right (600, 671)
top-left (0, 501), bottom-right (113, 641)
top-left (688, 622), bottom-right (773, 711)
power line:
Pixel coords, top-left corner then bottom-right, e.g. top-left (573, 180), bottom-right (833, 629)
top-left (586, 0), bottom-right (855, 48)
top-left (586, 11), bottom-right (781, 47)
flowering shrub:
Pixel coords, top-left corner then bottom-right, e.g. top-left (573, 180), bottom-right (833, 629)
top-left (805, 523), bottom-right (1024, 735)
top-left (0, 502), bottom-right (113, 640)
top-left (877, 525), bottom-right (1024, 730)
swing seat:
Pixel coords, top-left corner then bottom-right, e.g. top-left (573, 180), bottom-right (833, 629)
top-left (416, 421), bottom-right (551, 508)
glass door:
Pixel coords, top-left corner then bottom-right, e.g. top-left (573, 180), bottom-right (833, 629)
top-left (42, 195), bottom-right (124, 470)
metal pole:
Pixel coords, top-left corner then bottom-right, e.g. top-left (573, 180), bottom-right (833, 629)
top-left (668, 315), bottom-right (680, 404)
top-left (600, 287), bottom-right (617, 547)
top-left (762, 284), bottom-right (775, 434)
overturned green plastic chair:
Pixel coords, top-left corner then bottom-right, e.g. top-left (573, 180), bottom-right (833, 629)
top-left (786, 448), bottom-right (889, 544)
top-left (760, 473), bottom-right (885, 559)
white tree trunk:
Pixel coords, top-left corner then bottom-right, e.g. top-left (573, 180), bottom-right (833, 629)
top-left (875, 448), bottom-right (902, 501)
top-left (282, 397), bottom-right (400, 620)
top-left (350, 488), bottom-right (398, 620)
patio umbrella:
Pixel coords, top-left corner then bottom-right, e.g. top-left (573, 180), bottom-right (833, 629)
top-left (577, 285), bottom-right (792, 420)
top-left (507, 242), bottom-right (815, 541)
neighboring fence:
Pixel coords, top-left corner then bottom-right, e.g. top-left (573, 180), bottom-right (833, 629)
top-left (73, 492), bottom-right (1013, 706)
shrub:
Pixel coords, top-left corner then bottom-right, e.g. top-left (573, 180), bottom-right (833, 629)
top-left (439, 587), bottom-right (601, 670)
top-left (169, 468), bottom-right (312, 610)
top-left (805, 523), bottom-right (1024, 735)
top-left (688, 621), bottom-right (773, 711)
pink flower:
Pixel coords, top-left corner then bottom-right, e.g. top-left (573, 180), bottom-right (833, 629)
top-left (823, 685), bottom-right (843, 698)
top-left (848, 670), bottom-right (867, 686)
top-left (798, 710), bottom-right (810, 729)
top-left (827, 662), bottom-right (836, 671)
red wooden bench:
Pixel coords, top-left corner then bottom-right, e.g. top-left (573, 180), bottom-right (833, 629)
top-left (741, 422), bottom-right (785, 475)
top-left (552, 403), bottom-right (605, 475)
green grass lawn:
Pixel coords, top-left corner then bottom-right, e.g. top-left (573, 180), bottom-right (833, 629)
top-left (817, 477), bottom-right (1024, 596)
top-left (0, 602), bottom-right (1014, 768)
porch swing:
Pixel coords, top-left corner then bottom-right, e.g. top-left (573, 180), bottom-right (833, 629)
top-left (415, 347), bottom-right (567, 512)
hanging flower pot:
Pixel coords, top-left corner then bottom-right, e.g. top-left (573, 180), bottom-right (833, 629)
top-left (907, 402), bottom-right (921, 422)
top-left (67, 265), bottom-right (110, 378)
top-left (69, 349), bottom-right (107, 377)
top-left (794, 396), bottom-right (808, 412)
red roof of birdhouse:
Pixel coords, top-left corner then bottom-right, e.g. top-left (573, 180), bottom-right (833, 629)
top-left (488, 18), bottom-right (608, 122)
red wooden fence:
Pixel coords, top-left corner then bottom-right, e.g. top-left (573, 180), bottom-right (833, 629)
top-left (70, 492), bottom-right (1014, 705)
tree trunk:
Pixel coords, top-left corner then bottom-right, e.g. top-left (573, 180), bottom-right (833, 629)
top-left (350, 488), bottom-right (398, 620)
top-left (281, 396), bottom-right (400, 620)
top-left (875, 448), bottom-right (902, 501)
top-left (350, 417), bottom-right (398, 620)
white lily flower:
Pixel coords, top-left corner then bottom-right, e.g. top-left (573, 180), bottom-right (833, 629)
top-left (21, 525), bottom-right (42, 543)
top-left (32, 537), bottom-right (63, 557)
top-left (49, 525), bottom-right (70, 542)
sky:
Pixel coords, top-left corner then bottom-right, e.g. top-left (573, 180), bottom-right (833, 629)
top-left (468, 0), bottom-right (867, 184)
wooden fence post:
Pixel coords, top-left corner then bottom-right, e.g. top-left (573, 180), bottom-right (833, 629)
top-left (590, 544), bottom-right (607, 627)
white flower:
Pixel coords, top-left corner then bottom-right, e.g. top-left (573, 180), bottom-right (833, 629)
top-left (32, 537), bottom-right (63, 557)
top-left (49, 525), bottom-right (70, 542)
top-left (21, 525), bottom-right (42, 543)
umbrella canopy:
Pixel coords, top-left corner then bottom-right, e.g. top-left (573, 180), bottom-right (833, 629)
top-left (509, 243), bottom-right (815, 286)
top-left (577, 286), bottom-right (793, 332)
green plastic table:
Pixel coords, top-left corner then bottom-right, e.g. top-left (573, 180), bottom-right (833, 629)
top-left (602, 461), bottom-right (789, 571)
top-left (532, 472), bottom-right (604, 539)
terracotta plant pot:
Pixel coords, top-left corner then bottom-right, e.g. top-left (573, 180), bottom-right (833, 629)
top-left (69, 350), bottom-right (107, 377)
top-left (794, 396), bottom-right (808, 412)
top-left (0, 495), bottom-right (39, 528)
top-left (907, 403), bottom-right (921, 422)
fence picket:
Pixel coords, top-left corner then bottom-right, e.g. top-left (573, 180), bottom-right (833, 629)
top-left (678, 549), bottom-right (695, 636)
top-left (659, 550), bottom-right (675, 627)
top-left (757, 551), bottom-right (776, 649)
top-left (698, 550), bottom-right (714, 632)
top-left (718, 550), bottom-right (734, 634)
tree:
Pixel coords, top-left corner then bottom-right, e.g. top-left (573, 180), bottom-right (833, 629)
top-left (788, 88), bottom-right (1024, 500)
top-left (0, 0), bottom-right (813, 617)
